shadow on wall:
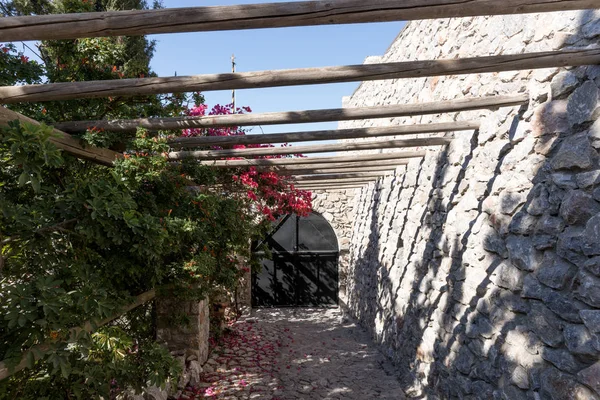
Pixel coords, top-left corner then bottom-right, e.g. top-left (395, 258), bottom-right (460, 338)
top-left (346, 10), bottom-right (600, 400)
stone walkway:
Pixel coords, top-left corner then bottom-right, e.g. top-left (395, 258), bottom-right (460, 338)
top-left (178, 308), bottom-right (406, 400)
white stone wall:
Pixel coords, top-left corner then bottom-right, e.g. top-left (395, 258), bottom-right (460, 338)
top-left (311, 189), bottom-right (357, 302)
top-left (340, 11), bottom-right (600, 399)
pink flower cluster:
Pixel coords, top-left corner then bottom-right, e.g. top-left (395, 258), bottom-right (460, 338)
top-left (233, 167), bottom-right (312, 221)
top-left (182, 102), bottom-right (313, 220)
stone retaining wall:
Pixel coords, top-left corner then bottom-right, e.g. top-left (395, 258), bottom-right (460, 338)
top-left (311, 189), bottom-right (357, 302)
top-left (340, 10), bottom-right (600, 399)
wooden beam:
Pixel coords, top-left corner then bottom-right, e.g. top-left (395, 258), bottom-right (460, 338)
top-left (277, 165), bottom-right (399, 174)
top-left (0, 107), bottom-right (119, 166)
top-left (299, 185), bottom-right (365, 190)
top-left (54, 94), bottom-right (529, 133)
top-left (1, 0), bottom-right (596, 42)
top-left (169, 121), bottom-right (478, 147)
top-left (292, 178), bottom-right (380, 185)
top-left (169, 137), bottom-right (451, 160)
top-left (2, 49), bottom-right (600, 104)
top-left (197, 151), bottom-right (425, 167)
top-left (292, 172), bottom-right (390, 181)
top-left (259, 160), bottom-right (409, 172)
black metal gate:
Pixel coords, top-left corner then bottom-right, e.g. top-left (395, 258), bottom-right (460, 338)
top-left (252, 212), bottom-right (339, 307)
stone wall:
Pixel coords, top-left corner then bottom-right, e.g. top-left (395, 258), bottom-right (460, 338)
top-left (311, 189), bottom-right (357, 302)
top-left (156, 295), bottom-right (209, 396)
top-left (341, 10), bottom-right (600, 399)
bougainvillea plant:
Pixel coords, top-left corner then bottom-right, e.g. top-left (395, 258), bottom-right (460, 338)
top-left (179, 103), bottom-right (313, 221)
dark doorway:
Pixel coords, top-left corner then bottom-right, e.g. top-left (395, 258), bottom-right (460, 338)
top-left (252, 212), bottom-right (339, 307)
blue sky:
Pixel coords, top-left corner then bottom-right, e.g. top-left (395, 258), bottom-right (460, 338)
top-left (149, 0), bottom-right (405, 139)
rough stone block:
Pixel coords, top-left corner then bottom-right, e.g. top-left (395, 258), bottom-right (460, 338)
top-left (581, 310), bottom-right (600, 334)
top-left (506, 235), bottom-right (542, 272)
top-left (578, 361), bottom-right (600, 396)
top-left (576, 170), bottom-right (600, 189)
top-left (574, 270), bottom-right (600, 308)
top-left (508, 211), bottom-right (538, 235)
top-left (541, 347), bottom-right (580, 373)
top-left (551, 70), bottom-right (580, 99)
top-left (551, 134), bottom-right (596, 171)
top-left (567, 81), bottom-right (600, 128)
top-left (564, 324), bottom-right (599, 357)
top-left (530, 301), bottom-right (564, 347)
top-left (557, 227), bottom-right (587, 266)
top-left (540, 367), bottom-right (600, 400)
top-left (582, 214), bottom-right (600, 256)
top-left (560, 190), bottom-right (600, 225)
top-left (537, 254), bottom-right (576, 290)
top-left (491, 261), bottom-right (525, 292)
top-left (535, 215), bottom-right (566, 236)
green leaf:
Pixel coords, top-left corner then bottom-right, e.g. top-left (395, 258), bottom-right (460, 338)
top-left (18, 171), bottom-right (28, 186)
top-left (25, 350), bottom-right (35, 369)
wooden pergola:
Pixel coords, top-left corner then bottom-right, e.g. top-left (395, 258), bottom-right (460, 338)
top-left (0, 0), bottom-right (597, 194)
top-left (0, 0), bottom-right (598, 380)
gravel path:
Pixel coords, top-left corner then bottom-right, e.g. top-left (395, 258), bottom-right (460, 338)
top-left (179, 308), bottom-right (406, 400)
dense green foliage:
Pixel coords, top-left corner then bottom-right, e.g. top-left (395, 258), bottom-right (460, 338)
top-left (0, 1), bottom-right (278, 398)
top-left (0, 122), bottom-right (262, 399)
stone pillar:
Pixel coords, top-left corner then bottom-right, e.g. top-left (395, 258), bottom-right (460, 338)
top-left (156, 295), bottom-right (209, 364)
top-left (236, 265), bottom-right (252, 316)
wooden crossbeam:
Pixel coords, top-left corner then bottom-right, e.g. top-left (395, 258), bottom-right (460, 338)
top-left (2, 49), bottom-right (599, 104)
top-left (169, 121), bottom-right (478, 147)
top-left (54, 94), bottom-right (529, 133)
top-left (217, 157), bottom-right (409, 171)
top-left (169, 137), bottom-right (451, 160)
top-left (277, 165), bottom-right (399, 174)
top-left (298, 185), bottom-right (365, 190)
top-left (0, 107), bottom-right (119, 166)
top-left (197, 151), bottom-right (425, 167)
top-left (292, 177), bottom-right (379, 185)
top-left (292, 171), bottom-right (390, 181)
top-left (0, 0), bottom-right (595, 42)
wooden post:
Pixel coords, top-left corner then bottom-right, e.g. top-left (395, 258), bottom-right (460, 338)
top-left (169, 121), bottom-right (478, 147)
top-left (2, 49), bottom-right (600, 104)
top-left (169, 137), bottom-right (452, 160)
top-left (53, 94), bottom-right (529, 133)
top-left (0, 0), bottom-right (596, 41)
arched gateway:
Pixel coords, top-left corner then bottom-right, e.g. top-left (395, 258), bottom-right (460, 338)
top-left (252, 212), bottom-right (339, 307)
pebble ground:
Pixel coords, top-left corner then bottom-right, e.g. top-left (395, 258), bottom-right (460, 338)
top-left (179, 308), bottom-right (406, 400)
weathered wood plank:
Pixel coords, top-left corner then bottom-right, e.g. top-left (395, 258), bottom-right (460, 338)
top-left (295, 184), bottom-right (368, 190)
top-left (2, 49), bottom-right (599, 104)
top-left (218, 159), bottom-right (410, 170)
top-left (196, 151), bottom-right (425, 167)
top-left (0, 0), bottom-right (596, 42)
top-left (169, 121), bottom-right (478, 147)
top-left (0, 107), bottom-right (119, 166)
top-left (54, 94), bottom-right (529, 133)
top-left (292, 171), bottom-right (391, 181)
top-left (274, 164), bottom-right (403, 174)
top-left (170, 137), bottom-right (451, 160)
top-left (291, 177), bottom-right (380, 184)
